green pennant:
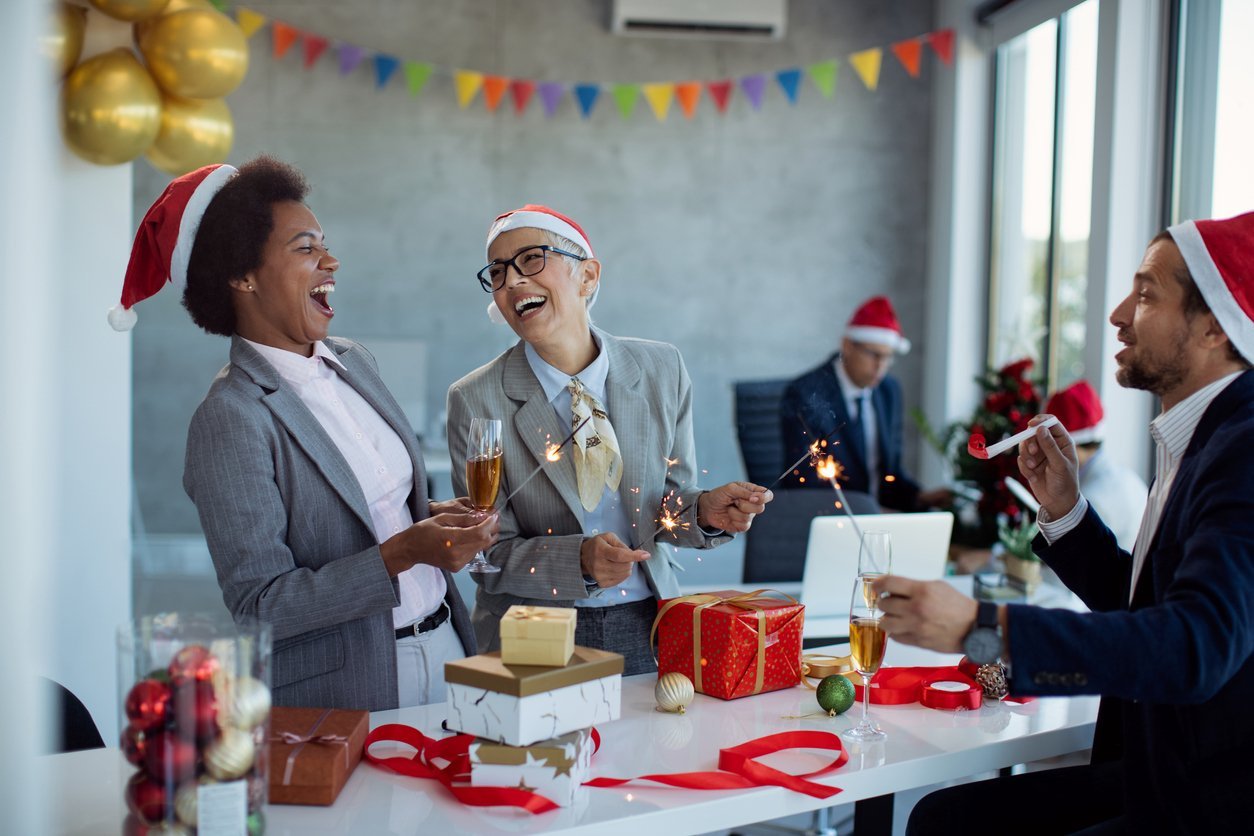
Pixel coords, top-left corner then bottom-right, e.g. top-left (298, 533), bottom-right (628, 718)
top-left (809, 60), bottom-right (838, 98)
top-left (404, 62), bottom-right (433, 97)
top-left (208, 0), bottom-right (228, 10)
top-left (612, 84), bottom-right (639, 119)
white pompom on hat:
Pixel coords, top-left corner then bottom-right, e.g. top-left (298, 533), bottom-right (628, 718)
top-left (845, 295), bottom-right (911, 354)
top-left (483, 204), bottom-right (596, 324)
top-left (109, 163), bottom-right (238, 331)
top-left (1168, 211), bottom-right (1254, 362)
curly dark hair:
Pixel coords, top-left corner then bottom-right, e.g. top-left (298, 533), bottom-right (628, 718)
top-left (182, 156), bottom-right (310, 336)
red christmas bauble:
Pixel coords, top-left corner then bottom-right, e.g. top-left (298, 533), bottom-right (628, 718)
top-left (142, 730), bottom-right (199, 784)
top-left (121, 724), bottom-right (148, 766)
top-left (125, 773), bottom-right (169, 823)
top-left (168, 645), bottom-right (219, 685)
top-left (124, 679), bottom-right (171, 733)
top-left (170, 679), bottom-right (218, 743)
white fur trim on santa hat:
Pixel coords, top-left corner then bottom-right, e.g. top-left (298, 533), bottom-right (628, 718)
top-left (486, 210), bottom-right (594, 260)
top-left (170, 164), bottom-right (236, 290)
top-left (1169, 219), bottom-right (1254, 362)
top-left (1069, 421), bottom-right (1104, 445)
top-left (846, 325), bottom-right (911, 354)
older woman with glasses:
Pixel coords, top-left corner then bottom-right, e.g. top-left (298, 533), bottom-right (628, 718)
top-left (446, 205), bottom-right (773, 674)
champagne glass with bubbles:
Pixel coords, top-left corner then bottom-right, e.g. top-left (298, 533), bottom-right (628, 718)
top-left (845, 572), bottom-right (889, 741)
top-left (464, 418), bottom-right (502, 574)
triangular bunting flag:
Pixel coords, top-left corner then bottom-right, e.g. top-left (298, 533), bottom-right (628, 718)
top-left (642, 83), bottom-right (673, 122)
top-left (891, 39), bottom-right (923, 78)
top-left (303, 35), bottom-right (329, 70)
top-left (776, 68), bottom-right (802, 103)
top-left (675, 82), bottom-right (701, 119)
top-left (374, 55), bottom-right (399, 89)
top-left (612, 84), bottom-right (638, 120)
top-left (235, 8), bottom-right (266, 39)
top-left (573, 84), bottom-right (598, 118)
top-left (849, 48), bottom-right (882, 91)
top-left (339, 44), bottom-right (365, 76)
top-left (207, 0), bottom-right (227, 10)
top-left (510, 80), bottom-right (536, 115)
top-left (271, 22), bottom-right (298, 60)
top-left (927, 29), bottom-right (955, 65)
top-left (808, 60), bottom-right (838, 98)
top-left (740, 74), bottom-right (766, 110)
top-left (541, 82), bottom-right (567, 117)
top-left (454, 71), bottom-right (484, 108)
top-left (404, 62), bottom-right (432, 97)
top-left (707, 80), bottom-right (732, 113)
top-left (483, 76), bottom-right (509, 112)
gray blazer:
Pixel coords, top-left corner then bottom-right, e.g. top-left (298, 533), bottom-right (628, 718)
top-left (184, 336), bottom-right (475, 711)
top-left (446, 330), bottom-right (732, 651)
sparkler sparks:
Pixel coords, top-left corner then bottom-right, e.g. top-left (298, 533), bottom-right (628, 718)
top-left (816, 454), bottom-right (865, 544)
top-left (766, 428), bottom-right (844, 491)
top-left (501, 416), bottom-right (591, 504)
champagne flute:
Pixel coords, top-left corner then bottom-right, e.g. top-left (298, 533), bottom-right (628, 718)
top-left (845, 573), bottom-right (888, 741)
top-left (464, 418), bottom-right (502, 574)
top-left (857, 530), bottom-right (892, 608)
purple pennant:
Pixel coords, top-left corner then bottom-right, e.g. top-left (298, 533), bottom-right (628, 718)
top-left (740, 74), bottom-right (766, 110)
top-left (339, 45), bottom-right (365, 77)
top-left (538, 82), bottom-right (565, 117)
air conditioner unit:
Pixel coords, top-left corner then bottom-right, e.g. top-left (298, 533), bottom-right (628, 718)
top-left (611, 0), bottom-right (787, 40)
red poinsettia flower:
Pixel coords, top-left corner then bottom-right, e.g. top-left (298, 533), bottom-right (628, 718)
top-left (1001, 358), bottom-right (1034, 379)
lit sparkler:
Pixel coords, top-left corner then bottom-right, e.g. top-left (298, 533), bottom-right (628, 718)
top-left (816, 455), bottom-right (865, 544)
top-left (765, 426), bottom-right (846, 491)
top-left (501, 416), bottom-right (591, 504)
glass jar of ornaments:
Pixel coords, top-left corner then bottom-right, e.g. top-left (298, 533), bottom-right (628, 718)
top-left (118, 613), bottom-right (272, 835)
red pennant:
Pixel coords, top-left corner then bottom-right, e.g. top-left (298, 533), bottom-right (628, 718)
top-left (891, 39), bottom-right (923, 77)
top-left (272, 22), bottom-right (299, 60)
top-left (303, 35), bottom-right (329, 69)
top-left (706, 79), bottom-right (733, 113)
top-left (675, 82), bottom-right (701, 119)
top-left (509, 80), bottom-right (535, 114)
top-left (483, 76), bottom-right (509, 112)
top-left (927, 29), bottom-right (955, 65)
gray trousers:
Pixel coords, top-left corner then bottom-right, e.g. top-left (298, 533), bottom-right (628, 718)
top-left (574, 598), bottom-right (659, 676)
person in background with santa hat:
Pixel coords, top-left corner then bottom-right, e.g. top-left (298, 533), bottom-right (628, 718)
top-left (779, 295), bottom-right (951, 511)
top-left (114, 157), bottom-right (496, 711)
top-left (1044, 380), bottom-right (1147, 552)
top-left (877, 213), bottom-right (1254, 834)
top-left (445, 205), bottom-right (773, 674)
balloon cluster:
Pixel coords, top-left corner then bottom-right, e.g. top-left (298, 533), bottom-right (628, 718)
top-left (45, 0), bottom-right (245, 175)
top-left (120, 643), bottom-right (271, 834)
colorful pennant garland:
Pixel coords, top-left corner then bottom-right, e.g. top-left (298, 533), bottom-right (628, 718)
top-left (231, 5), bottom-right (953, 122)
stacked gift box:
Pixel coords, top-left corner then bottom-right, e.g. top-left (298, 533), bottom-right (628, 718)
top-left (443, 605), bottom-right (622, 806)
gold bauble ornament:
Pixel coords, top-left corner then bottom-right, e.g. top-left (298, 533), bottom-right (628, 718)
top-left (134, 0), bottom-right (214, 47)
top-left (61, 49), bottom-right (162, 166)
top-left (145, 94), bottom-right (233, 176)
top-left (173, 780), bottom-right (200, 827)
top-left (89, 0), bottom-right (171, 23)
top-left (204, 727), bottom-right (256, 780)
top-left (41, 3), bottom-right (87, 78)
top-left (139, 8), bottom-right (248, 99)
top-left (654, 671), bottom-right (695, 714)
top-left (220, 674), bottom-right (270, 731)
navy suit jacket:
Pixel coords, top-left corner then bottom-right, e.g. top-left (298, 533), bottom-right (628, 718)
top-left (779, 353), bottom-right (921, 510)
top-left (1016, 370), bottom-right (1254, 832)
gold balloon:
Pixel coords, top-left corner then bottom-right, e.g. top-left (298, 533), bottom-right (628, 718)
top-left (145, 94), bottom-right (233, 176)
top-left (139, 8), bottom-right (248, 99)
top-left (61, 48), bottom-right (162, 166)
top-left (134, 0), bottom-right (213, 47)
top-left (89, 0), bottom-right (171, 23)
top-left (42, 4), bottom-right (87, 78)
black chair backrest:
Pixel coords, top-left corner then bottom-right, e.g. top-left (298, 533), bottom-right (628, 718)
top-left (733, 379), bottom-right (790, 486)
top-left (742, 488), bottom-right (880, 583)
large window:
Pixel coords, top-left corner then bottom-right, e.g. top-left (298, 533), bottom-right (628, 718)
top-left (988, 0), bottom-right (1098, 391)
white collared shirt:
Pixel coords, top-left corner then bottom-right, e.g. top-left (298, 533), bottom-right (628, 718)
top-left (523, 336), bottom-right (652, 606)
top-left (243, 339), bottom-right (446, 627)
top-left (835, 355), bottom-right (880, 488)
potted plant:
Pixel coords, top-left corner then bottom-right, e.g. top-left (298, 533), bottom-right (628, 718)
top-left (997, 513), bottom-right (1041, 591)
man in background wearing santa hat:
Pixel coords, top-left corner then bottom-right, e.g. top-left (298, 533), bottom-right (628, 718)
top-left (1044, 380), bottom-right (1147, 551)
top-left (779, 296), bottom-right (951, 511)
top-left (877, 213), bottom-right (1254, 833)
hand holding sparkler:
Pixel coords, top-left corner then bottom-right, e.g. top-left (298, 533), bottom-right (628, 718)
top-left (695, 481), bottom-right (773, 533)
top-left (501, 416), bottom-right (591, 504)
top-left (581, 533), bottom-right (649, 591)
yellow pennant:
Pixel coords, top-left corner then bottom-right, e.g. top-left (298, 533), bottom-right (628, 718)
top-left (235, 7), bottom-right (266, 39)
top-left (454, 71), bottom-right (485, 108)
top-left (849, 48), bottom-right (882, 91)
top-left (642, 83), bottom-right (674, 122)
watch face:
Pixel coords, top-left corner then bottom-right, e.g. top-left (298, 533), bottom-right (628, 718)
top-left (964, 628), bottom-right (1001, 665)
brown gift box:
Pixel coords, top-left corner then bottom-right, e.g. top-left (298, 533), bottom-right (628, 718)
top-left (268, 706), bottom-right (369, 806)
top-left (444, 645), bottom-right (624, 696)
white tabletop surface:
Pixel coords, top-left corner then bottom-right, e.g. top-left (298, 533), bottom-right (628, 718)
top-left (46, 642), bottom-right (1097, 836)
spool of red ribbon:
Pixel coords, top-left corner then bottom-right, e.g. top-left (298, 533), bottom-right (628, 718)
top-left (852, 666), bottom-right (983, 710)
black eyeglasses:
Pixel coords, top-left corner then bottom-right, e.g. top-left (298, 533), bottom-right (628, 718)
top-left (477, 245), bottom-right (587, 292)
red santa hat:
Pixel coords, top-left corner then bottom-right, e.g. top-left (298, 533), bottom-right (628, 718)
top-left (108, 163), bottom-right (238, 331)
top-left (1168, 211), bottom-right (1254, 362)
top-left (1045, 380), bottom-right (1104, 445)
top-left (845, 296), bottom-right (911, 354)
top-left (483, 204), bottom-right (596, 324)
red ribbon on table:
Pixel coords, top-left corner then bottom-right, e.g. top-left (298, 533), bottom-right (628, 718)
top-left (852, 666), bottom-right (983, 710)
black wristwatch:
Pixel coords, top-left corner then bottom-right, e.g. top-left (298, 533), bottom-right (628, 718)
top-left (582, 574), bottom-right (600, 593)
top-left (962, 601), bottom-right (1002, 665)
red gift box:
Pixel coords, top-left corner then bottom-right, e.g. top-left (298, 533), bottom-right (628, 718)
top-left (653, 590), bottom-right (805, 700)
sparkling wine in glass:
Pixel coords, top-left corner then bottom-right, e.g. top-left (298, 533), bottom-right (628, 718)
top-left (845, 573), bottom-right (888, 741)
top-left (857, 531), bottom-right (892, 607)
top-left (464, 417), bottom-right (502, 574)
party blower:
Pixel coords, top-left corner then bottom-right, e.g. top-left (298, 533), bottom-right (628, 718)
top-left (967, 416), bottom-right (1060, 460)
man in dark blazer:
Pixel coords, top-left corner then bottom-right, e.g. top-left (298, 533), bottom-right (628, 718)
top-left (876, 212), bottom-right (1254, 834)
top-left (780, 296), bottom-right (948, 511)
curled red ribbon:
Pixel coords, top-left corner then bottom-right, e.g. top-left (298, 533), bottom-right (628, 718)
top-left (852, 666), bottom-right (983, 710)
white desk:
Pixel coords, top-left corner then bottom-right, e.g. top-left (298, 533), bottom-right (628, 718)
top-left (46, 643), bottom-right (1096, 836)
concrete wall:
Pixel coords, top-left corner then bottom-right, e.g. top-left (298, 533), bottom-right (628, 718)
top-left (132, 0), bottom-right (936, 589)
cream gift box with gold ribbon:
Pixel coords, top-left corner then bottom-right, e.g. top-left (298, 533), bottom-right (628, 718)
top-left (499, 605), bottom-right (576, 666)
top-left (467, 728), bottom-right (593, 807)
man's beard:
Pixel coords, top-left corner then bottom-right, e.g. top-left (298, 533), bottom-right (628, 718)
top-left (1116, 327), bottom-right (1189, 395)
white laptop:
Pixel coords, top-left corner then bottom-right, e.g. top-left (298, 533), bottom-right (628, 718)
top-left (800, 512), bottom-right (955, 623)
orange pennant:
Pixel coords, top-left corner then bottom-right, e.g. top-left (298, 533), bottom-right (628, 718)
top-left (891, 39), bottom-right (923, 78)
top-left (675, 82), bottom-right (701, 119)
top-left (303, 35), bottom-right (329, 69)
top-left (483, 76), bottom-right (509, 112)
top-left (509, 80), bottom-right (535, 114)
top-left (272, 22), bottom-right (298, 59)
top-left (706, 79), bottom-right (732, 113)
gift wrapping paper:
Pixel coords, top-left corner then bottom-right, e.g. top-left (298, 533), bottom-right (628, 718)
top-left (468, 729), bottom-right (593, 806)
